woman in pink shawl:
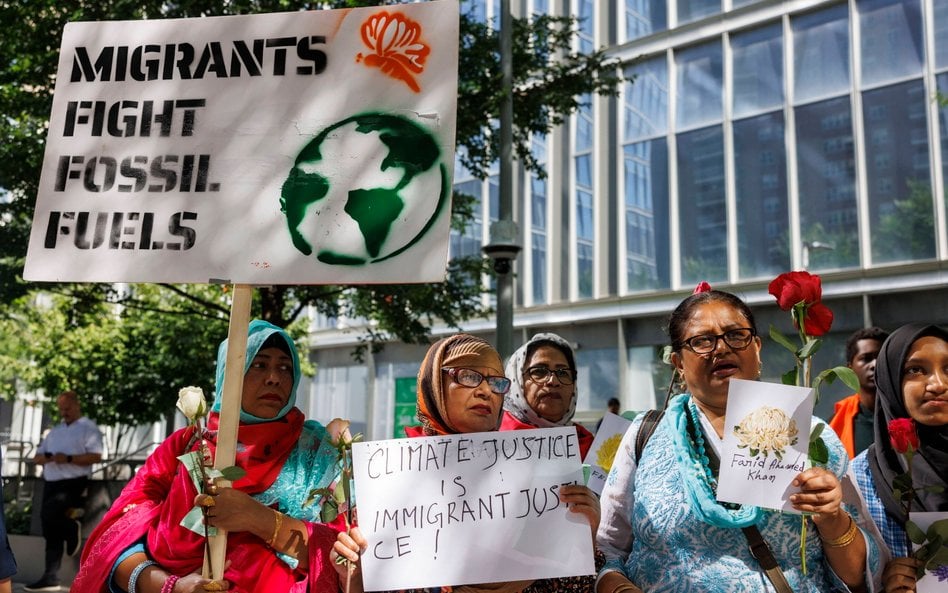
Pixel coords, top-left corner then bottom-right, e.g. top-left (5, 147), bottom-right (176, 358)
top-left (73, 320), bottom-right (350, 593)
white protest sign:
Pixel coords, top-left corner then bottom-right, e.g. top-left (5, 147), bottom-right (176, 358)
top-left (351, 427), bottom-right (596, 591)
top-left (716, 379), bottom-right (814, 512)
top-left (25, 1), bottom-right (458, 285)
top-left (585, 412), bottom-right (632, 495)
top-left (911, 512), bottom-right (948, 593)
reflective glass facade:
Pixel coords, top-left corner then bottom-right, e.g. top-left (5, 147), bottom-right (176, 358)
top-left (310, 0), bottom-right (948, 439)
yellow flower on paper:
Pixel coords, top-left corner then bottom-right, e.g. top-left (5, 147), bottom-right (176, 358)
top-left (596, 433), bottom-right (623, 472)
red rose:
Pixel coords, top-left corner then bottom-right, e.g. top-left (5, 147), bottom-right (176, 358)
top-left (803, 302), bottom-right (833, 337)
top-left (888, 418), bottom-right (920, 454)
top-left (769, 271), bottom-right (833, 336)
top-left (768, 271), bottom-right (823, 311)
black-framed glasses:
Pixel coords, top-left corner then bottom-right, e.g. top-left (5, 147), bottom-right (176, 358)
top-left (680, 328), bottom-right (756, 354)
top-left (524, 366), bottom-right (576, 385)
top-left (442, 367), bottom-right (511, 395)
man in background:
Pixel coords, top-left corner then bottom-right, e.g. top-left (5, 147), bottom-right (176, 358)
top-left (596, 397), bottom-right (621, 432)
top-left (26, 391), bottom-right (103, 592)
top-left (828, 327), bottom-right (889, 459)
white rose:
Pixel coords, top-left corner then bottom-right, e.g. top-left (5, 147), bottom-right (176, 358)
top-left (177, 386), bottom-right (207, 421)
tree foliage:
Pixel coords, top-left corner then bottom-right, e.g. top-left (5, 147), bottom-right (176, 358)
top-left (0, 0), bottom-right (621, 423)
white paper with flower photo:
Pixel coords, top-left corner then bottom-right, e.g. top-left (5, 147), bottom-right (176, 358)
top-left (716, 379), bottom-right (814, 512)
top-left (585, 412), bottom-right (633, 495)
top-left (910, 512), bottom-right (948, 592)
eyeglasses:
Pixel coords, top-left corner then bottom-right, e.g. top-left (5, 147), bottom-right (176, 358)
top-left (680, 328), bottom-right (756, 354)
top-left (442, 367), bottom-right (511, 395)
top-left (524, 366), bottom-right (576, 385)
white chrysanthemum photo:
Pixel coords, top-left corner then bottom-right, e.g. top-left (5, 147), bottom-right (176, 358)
top-left (732, 406), bottom-right (799, 459)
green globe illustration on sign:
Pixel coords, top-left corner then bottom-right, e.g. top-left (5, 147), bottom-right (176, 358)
top-left (281, 112), bottom-right (450, 266)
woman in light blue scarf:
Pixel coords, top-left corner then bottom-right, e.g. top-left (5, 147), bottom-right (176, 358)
top-left (596, 289), bottom-right (884, 593)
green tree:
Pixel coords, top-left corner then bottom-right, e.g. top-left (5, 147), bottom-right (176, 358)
top-left (0, 0), bottom-right (620, 425)
top-left (872, 179), bottom-right (937, 263)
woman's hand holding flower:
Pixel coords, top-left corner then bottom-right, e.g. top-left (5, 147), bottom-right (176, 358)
top-left (175, 573), bottom-right (229, 592)
top-left (332, 526), bottom-right (367, 593)
top-left (202, 486), bottom-right (270, 535)
top-left (327, 418), bottom-right (353, 446)
top-left (882, 556), bottom-right (921, 593)
top-left (790, 467), bottom-right (844, 518)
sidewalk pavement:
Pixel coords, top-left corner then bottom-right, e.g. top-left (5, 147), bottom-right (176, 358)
top-left (12, 582), bottom-right (72, 593)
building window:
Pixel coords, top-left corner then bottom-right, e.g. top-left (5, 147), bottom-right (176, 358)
top-left (574, 96), bottom-right (595, 298)
top-left (795, 96), bottom-right (859, 270)
top-left (677, 0), bottom-right (720, 26)
top-left (624, 0), bottom-right (667, 41)
top-left (859, 0), bottom-right (923, 87)
top-left (624, 57), bottom-right (670, 292)
top-left (863, 80), bottom-right (935, 263)
top-left (451, 157), bottom-right (484, 261)
top-left (678, 125), bottom-right (727, 284)
top-left (732, 23), bottom-right (783, 118)
top-left (576, 0), bottom-right (594, 54)
top-left (676, 41), bottom-right (723, 130)
top-left (529, 134), bottom-right (548, 304)
top-left (793, 4), bottom-right (850, 105)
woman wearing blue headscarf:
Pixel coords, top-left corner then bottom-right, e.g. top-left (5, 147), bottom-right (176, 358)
top-left (74, 320), bottom-right (351, 593)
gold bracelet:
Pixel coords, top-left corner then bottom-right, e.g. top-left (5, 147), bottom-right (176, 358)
top-left (266, 509), bottom-right (283, 548)
top-left (820, 515), bottom-right (858, 547)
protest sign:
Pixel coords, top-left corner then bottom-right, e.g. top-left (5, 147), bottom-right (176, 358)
top-left (24, 1), bottom-right (458, 285)
top-left (350, 427), bottom-right (596, 591)
top-left (585, 412), bottom-right (632, 495)
top-left (716, 379), bottom-right (814, 512)
top-left (911, 512), bottom-right (948, 593)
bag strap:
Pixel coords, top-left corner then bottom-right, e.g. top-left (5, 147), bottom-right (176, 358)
top-left (699, 421), bottom-right (796, 593)
top-left (634, 409), bottom-right (664, 464)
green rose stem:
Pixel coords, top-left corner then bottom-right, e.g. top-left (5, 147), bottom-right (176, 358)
top-left (792, 300), bottom-right (811, 575)
top-left (902, 446), bottom-right (915, 560)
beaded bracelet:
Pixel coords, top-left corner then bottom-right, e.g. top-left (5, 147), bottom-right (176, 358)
top-left (128, 559), bottom-right (156, 593)
top-left (266, 509), bottom-right (284, 548)
top-left (160, 574), bottom-right (180, 593)
top-left (820, 515), bottom-right (858, 548)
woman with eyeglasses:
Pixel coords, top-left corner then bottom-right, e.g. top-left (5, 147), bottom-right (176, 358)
top-left (501, 333), bottom-right (594, 459)
top-left (334, 333), bottom-right (601, 593)
top-left (596, 289), bottom-right (883, 593)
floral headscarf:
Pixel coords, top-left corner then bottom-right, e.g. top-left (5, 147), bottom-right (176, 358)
top-left (416, 334), bottom-right (504, 436)
top-left (503, 333), bottom-right (578, 428)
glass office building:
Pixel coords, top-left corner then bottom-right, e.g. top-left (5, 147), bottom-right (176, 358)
top-left (303, 0), bottom-right (948, 438)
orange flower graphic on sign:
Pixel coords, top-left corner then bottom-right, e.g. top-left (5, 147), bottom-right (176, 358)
top-left (357, 11), bottom-right (430, 92)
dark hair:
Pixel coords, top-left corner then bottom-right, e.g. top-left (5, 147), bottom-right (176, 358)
top-left (261, 333), bottom-right (292, 356)
top-left (607, 397), bottom-right (620, 406)
top-left (844, 326), bottom-right (889, 364)
top-left (668, 290), bottom-right (757, 352)
top-left (524, 339), bottom-right (576, 371)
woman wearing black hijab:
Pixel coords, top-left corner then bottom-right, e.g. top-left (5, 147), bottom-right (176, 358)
top-left (851, 323), bottom-right (948, 592)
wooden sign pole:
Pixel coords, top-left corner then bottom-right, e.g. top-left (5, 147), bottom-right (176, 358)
top-left (205, 284), bottom-right (253, 581)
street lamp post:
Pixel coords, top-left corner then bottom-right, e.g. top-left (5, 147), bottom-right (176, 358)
top-left (482, 0), bottom-right (520, 360)
top-left (801, 240), bottom-right (834, 270)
